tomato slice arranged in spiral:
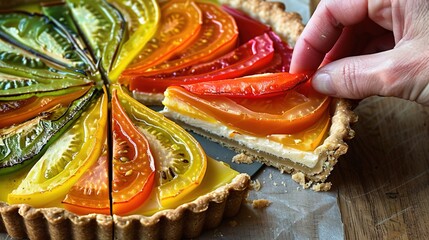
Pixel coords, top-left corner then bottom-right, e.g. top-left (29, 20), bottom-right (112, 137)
top-left (62, 136), bottom-right (110, 215)
top-left (124, 1), bottom-right (238, 77)
top-left (122, 0), bottom-right (203, 75)
top-left (111, 88), bottom-right (156, 215)
top-left (0, 86), bottom-right (90, 128)
top-left (127, 33), bottom-right (274, 94)
top-left (164, 81), bottom-right (331, 136)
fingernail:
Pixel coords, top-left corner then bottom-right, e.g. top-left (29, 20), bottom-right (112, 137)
top-left (312, 73), bottom-right (336, 95)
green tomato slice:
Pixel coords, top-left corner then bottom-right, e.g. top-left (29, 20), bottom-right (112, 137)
top-left (0, 38), bottom-right (92, 96)
top-left (7, 87), bottom-right (108, 207)
top-left (112, 84), bottom-right (207, 207)
top-left (67, 0), bottom-right (125, 74)
top-left (0, 12), bottom-right (95, 74)
top-left (108, 0), bottom-right (160, 82)
top-left (0, 86), bottom-right (99, 175)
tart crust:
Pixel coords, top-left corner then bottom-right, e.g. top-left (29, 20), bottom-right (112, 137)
top-left (1, 174), bottom-right (250, 240)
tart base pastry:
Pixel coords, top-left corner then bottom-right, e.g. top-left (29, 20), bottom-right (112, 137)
top-left (0, 174), bottom-right (250, 240)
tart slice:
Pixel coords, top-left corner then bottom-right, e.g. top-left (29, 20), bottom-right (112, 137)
top-left (158, 0), bottom-right (357, 189)
top-left (162, 79), bottom-right (356, 190)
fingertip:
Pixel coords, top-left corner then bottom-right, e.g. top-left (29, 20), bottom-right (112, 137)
top-left (290, 37), bottom-right (325, 74)
top-left (312, 72), bottom-right (337, 95)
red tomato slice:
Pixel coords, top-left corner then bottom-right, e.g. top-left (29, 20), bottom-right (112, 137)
top-left (257, 31), bottom-right (293, 73)
top-left (220, 5), bottom-right (293, 73)
top-left (111, 89), bottom-right (156, 215)
top-left (62, 139), bottom-right (110, 215)
top-left (126, 33), bottom-right (274, 94)
top-left (122, 0), bottom-right (202, 75)
top-left (165, 82), bottom-right (331, 135)
top-left (221, 4), bottom-right (270, 44)
top-left (0, 86), bottom-right (90, 128)
top-left (182, 72), bottom-right (309, 98)
top-left (128, 2), bottom-right (238, 77)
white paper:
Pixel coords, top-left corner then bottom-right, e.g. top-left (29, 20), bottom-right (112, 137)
top-left (200, 166), bottom-right (344, 239)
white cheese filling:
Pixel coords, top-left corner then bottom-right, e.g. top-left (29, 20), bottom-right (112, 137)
top-left (163, 108), bottom-right (321, 168)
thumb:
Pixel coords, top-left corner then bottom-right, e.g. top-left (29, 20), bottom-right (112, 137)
top-left (311, 47), bottom-right (429, 105)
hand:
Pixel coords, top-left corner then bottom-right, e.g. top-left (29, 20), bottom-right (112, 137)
top-left (290, 0), bottom-right (429, 106)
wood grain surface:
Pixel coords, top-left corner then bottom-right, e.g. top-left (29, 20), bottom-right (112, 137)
top-left (331, 97), bottom-right (429, 240)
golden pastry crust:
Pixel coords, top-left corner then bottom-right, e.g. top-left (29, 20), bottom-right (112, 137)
top-left (113, 174), bottom-right (250, 240)
top-left (1, 174), bottom-right (250, 240)
top-left (0, 203), bottom-right (113, 240)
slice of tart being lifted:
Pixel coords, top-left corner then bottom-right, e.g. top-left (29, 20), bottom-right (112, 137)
top-left (161, 0), bottom-right (357, 190)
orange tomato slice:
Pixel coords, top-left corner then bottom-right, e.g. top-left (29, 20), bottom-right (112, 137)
top-left (164, 82), bottom-right (331, 136)
top-left (122, 0), bottom-right (202, 76)
top-left (0, 86), bottom-right (90, 128)
top-left (111, 88), bottom-right (156, 215)
top-left (139, 1), bottom-right (238, 76)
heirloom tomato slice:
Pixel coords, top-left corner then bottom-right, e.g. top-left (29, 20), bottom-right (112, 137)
top-left (7, 87), bottom-right (108, 207)
top-left (127, 33), bottom-right (274, 94)
top-left (268, 111), bottom-right (331, 151)
top-left (113, 85), bottom-right (206, 208)
top-left (62, 133), bottom-right (110, 215)
top-left (0, 12), bottom-right (95, 74)
top-left (67, 0), bottom-right (125, 73)
top-left (0, 86), bottom-right (90, 128)
top-left (108, 0), bottom-right (160, 82)
top-left (221, 6), bottom-right (293, 73)
top-left (164, 82), bottom-right (331, 136)
top-left (0, 86), bottom-right (100, 175)
top-left (182, 72), bottom-right (309, 98)
top-left (122, 0), bottom-right (203, 75)
top-left (125, 1), bottom-right (238, 76)
top-left (111, 87), bottom-right (156, 215)
top-left (257, 31), bottom-right (293, 73)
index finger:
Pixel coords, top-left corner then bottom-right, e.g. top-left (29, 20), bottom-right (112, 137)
top-left (289, 0), bottom-right (368, 73)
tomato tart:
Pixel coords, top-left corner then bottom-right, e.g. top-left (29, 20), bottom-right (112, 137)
top-left (0, 0), bottom-right (356, 239)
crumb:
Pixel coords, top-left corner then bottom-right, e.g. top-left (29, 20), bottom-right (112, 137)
top-left (250, 179), bottom-right (261, 191)
top-left (252, 199), bottom-right (272, 209)
top-left (312, 182), bottom-right (332, 191)
top-left (232, 153), bottom-right (254, 164)
top-left (291, 172), bottom-right (313, 189)
top-left (273, 182), bottom-right (277, 186)
top-left (228, 220), bottom-right (238, 227)
top-left (291, 172), bottom-right (305, 186)
top-left (269, 173), bottom-right (272, 179)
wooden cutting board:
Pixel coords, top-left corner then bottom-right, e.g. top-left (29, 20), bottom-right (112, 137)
top-left (331, 96), bottom-right (429, 239)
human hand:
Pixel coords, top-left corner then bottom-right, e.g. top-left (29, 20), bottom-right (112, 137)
top-left (290, 0), bottom-right (429, 106)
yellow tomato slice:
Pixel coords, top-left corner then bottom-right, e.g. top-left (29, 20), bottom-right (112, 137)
top-left (108, 0), bottom-right (160, 82)
top-left (7, 88), bottom-right (108, 207)
top-left (268, 111), bottom-right (331, 151)
top-left (113, 85), bottom-right (207, 207)
top-left (121, 0), bottom-right (203, 76)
